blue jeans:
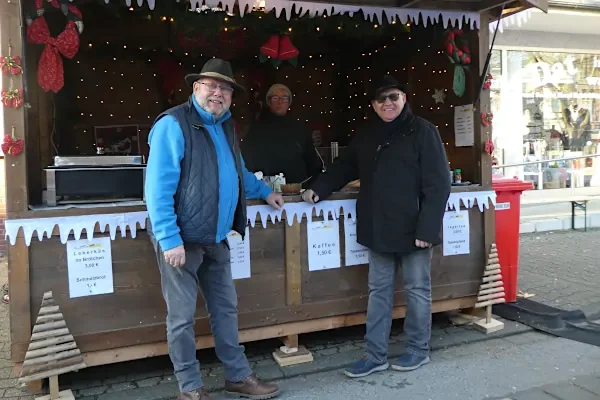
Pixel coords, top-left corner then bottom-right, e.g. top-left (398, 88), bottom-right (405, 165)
top-left (150, 237), bottom-right (253, 392)
top-left (365, 247), bottom-right (433, 364)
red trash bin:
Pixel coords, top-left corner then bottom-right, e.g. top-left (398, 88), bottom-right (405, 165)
top-left (492, 173), bottom-right (534, 303)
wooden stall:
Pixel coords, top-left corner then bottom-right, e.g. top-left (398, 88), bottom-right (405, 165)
top-left (0, 0), bottom-right (547, 388)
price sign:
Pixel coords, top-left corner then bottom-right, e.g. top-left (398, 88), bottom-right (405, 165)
top-left (227, 227), bottom-right (251, 280)
top-left (66, 236), bottom-right (114, 298)
top-left (344, 218), bottom-right (369, 266)
top-left (307, 220), bottom-right (341, 271)
top-left (443, 210), bottom-right (470, 256)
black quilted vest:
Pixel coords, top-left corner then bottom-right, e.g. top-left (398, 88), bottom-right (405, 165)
top-left (151, 96), bottom-right (248, 244)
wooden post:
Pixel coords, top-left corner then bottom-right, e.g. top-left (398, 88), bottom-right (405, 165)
top-left (272, 215), bottom-right (313, 367)
top-left (0, 0), bottom-right (34, 385)
top-left (18, 292), bottom-right (87, 400)
top-left (475, 11), bottom-right (497, 289)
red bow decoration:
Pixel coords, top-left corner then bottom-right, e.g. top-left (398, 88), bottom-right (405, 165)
top-left (481, 112), bottom-right (493, 127)
top-left (0, 44), bottom-right (22, 76)
top-left (2, 126), bottom-right (24, 157)
top-left (483, 73), bottom-right (493, 90)
top-left (1, 88), bottom-right (24, 108)
top-left (484, 138), bottom-right (495, 155)
top-left (26, 0), bottom-right (82, 93)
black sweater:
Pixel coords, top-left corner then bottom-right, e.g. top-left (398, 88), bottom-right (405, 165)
top-left (241, 112), bottom-right (321, 186)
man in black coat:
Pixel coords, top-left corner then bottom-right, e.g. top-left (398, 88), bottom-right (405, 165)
top-left (302, 75), bottom-right (451, 378)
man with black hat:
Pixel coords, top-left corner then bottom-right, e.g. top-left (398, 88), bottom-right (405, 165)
top-left (145, 58), bottom-right (283, 400)
top-left (302, 75), bottom-right (451, 378)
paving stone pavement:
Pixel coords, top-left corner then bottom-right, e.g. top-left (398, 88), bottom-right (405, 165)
top-left (518, 229), bottom-right (600, 311)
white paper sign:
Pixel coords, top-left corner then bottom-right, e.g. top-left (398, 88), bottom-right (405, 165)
top-left (227, 227), bottom-right (251, 280)
top-left (443, 210), bottom-right (470, 256)
top-left (66, 237), bottom-right (114, 298)
top-left (454, 104), bottom-right (475, 147)
top-left (496, 202), bottom-right (510, 210)
top-left (344, 218), bottom-right (369, 266)
top-left (307, 220), bottom-right (341, 271)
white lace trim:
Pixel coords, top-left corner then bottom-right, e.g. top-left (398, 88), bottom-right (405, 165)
top-left (5, 191), bottom-right (495, 246)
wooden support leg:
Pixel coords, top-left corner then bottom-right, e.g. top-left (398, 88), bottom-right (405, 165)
top-left (448, 307), bottom-right (486, 326)
top-left (272, 334), bottom-right (313, 367)
top-left (33, 376), bottom-right (75, 400)
top-left (49, 376), bottom-right (59, 400)
top-left (473, 305), bottom-right (505, 334)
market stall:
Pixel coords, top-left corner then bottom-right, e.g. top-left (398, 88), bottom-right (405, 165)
top-left (0, 0), bottom-right (546, 387)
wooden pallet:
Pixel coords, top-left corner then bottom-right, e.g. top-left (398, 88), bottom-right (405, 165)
top-left (18, 291), bottom-right (87, 400)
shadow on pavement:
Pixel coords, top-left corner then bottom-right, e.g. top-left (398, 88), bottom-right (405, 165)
top-left (493, 298), bottom-right (600, 347)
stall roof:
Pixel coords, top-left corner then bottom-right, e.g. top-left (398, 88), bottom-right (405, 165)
top-left (99, 0), bottom-right (547, 28)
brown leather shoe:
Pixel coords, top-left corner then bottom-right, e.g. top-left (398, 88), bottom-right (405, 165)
top-left (177, 387), bottom-right (211, 400)
top-left (224, 373), bottom-right (280, 399)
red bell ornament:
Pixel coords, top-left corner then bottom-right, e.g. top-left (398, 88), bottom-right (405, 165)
top-left (259, 35), bottom-right (279, 60)
top-left (278, 35), bottom-right (299, 66)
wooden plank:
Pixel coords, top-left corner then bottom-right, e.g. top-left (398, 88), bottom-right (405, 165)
top-left (477, 12), bottom-right (497, 282)
top-left (60, 296), bottom-right (474, 368)
top-left (1, 0), bottom-right (33, 365)
top-left (285, 220), bottom-right (303, 306)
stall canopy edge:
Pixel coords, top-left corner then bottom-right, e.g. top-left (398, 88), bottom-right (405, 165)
top-left (106, 0), bottom-right (548, 28)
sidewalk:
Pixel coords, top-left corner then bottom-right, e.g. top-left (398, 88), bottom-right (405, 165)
top-left (493, 376), bottom-right (600, 400)
top-left (518, 229), bottom-right (600, 310)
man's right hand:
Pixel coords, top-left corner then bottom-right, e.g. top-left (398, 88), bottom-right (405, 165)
top-left (164, 244), bottom-right (186, 267)
top-left (302, 189), bottom-right (319, 204)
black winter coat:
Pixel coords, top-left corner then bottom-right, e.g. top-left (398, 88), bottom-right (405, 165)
top-left (310, 104), bottom-right (451, 254)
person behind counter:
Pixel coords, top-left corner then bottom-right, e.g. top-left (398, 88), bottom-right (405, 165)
top-left (302, 75), bottom-right (451, 378)
top-left (145, 58), bottom-right (283, 400)
top-left (241, 84), bottom-right (321, 186)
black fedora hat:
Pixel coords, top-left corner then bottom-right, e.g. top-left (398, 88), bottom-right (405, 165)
top-left (184, 58), bottom-right (246, 94)
top-left (370, 75), bottom-right (409, 99)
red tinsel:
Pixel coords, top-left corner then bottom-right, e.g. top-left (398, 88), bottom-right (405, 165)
top-left (444, 29), bottom-right (471, 66)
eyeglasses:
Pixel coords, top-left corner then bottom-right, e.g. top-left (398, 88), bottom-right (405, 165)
top-left (375, 93), bottom-right (401, 104)
top-left (270, 95), bottom-right (290, 103)
top-left (199, 81), bottom-right (234, 95)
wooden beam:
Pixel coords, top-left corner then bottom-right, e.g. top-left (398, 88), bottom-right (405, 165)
top-left (13, 296), bottom-right (476, 371)
top-left (284, 220), bottom-right (302, 306)
top-left (475, 11), bottom-right (497, 282)
top-left (1, 0), bottom-right (33, 367)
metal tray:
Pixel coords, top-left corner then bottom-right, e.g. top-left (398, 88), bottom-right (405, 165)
top-left (53, 155), bottom-right (143, 166)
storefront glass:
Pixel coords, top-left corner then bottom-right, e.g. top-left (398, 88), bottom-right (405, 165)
top-left (491, 49), bottom-right (600, 189)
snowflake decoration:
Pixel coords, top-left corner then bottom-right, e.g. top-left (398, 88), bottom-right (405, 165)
top-left (432, 89), bottom-right (446, 104)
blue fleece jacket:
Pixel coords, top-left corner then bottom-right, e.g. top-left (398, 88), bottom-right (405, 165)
top-left (145, 96), bottom-right (272, 251)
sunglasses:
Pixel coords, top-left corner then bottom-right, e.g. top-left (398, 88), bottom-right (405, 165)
top-left (375, 93), bottom-right (401, 104)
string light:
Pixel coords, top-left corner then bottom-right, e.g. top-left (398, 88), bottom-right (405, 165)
top-left (71, 17), bottom-right (461, 154)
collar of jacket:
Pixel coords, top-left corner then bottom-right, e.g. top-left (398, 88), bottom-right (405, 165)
top-left (187, 95), bottom-right (232, 130)
top-left (373, 102), bottom-right (415, 136)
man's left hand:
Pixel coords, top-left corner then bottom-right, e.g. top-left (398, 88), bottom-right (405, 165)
top-left (266, 192), bottom-right (284, 210)
top-left (415, 239), bottom-right (432, 248)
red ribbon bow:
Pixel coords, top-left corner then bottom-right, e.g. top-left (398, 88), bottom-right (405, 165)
top-left (26, 0), bottom-right (82, 93)
top-left (27, 18), bottom-right (79, 93)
